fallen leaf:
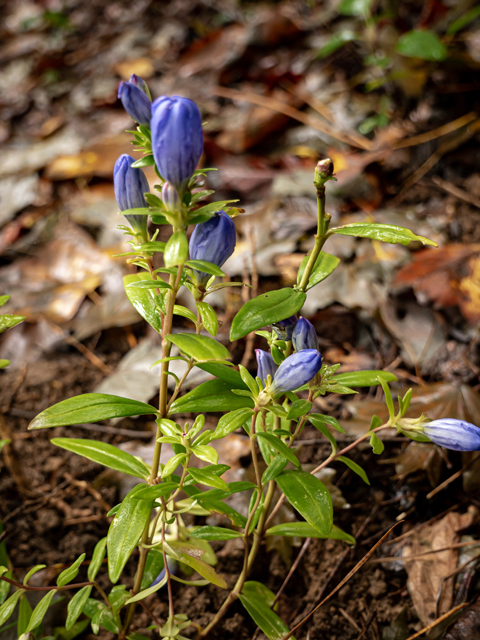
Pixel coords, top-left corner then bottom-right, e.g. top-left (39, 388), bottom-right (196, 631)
top-left (403, 511), bottom-right (474, 625)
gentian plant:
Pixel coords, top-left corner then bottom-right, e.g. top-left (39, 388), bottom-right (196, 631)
top-left (2, 78), bottom-right (479, 640)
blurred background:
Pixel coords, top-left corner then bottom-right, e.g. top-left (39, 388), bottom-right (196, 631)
top-left (2, 1), bottom-right (480, 637)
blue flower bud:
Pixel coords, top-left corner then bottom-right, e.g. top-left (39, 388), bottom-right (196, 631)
top-left (189, 211), bottom-right (236, 286)
top-left (162, 181), bottom-right (181, 213)
top-left (118, 80), bottom-right (152, 127)
top-left (272, 316), bottom-right (298, 341)
top-left (114, 153), bottom-right (149, 238)
top-left (129, 74), bottom-right (150, 98)
top-left (151, 95), bottom-right (203, 192)
top-left (423, 419), bottom-right (480, 452)
top-left (269, 349), bottom-right (322, 397)
top-left (255, 349), bottom-right (278, 384)
top-left (292, 317), bottom-right (319, 351)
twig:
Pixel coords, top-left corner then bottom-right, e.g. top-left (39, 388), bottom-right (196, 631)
top-left (280, 522), bottom-right (402, 639)
top-left (392, 112), bottom-right (477, 149)
top-left (430, 176), bottom-right (480, 209)
top-left (404, 603), bottom-right (468, 640)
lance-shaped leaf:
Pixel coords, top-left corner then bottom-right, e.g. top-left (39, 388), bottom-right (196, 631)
top-left (332, 370), bottom-right (397, 387)
top-left (25, 590), bottom-right (56, 633)
top-left (166, 333), bottom-right (230, 362)
top-left (170, 379), bottom-right (254, 413)
top-left (296, 251), bottom-right (340, 290)
top-left (29, 393), bottom-right (158, 429)
top-left (123, 273), bottom-right (163, 333)
top-left (212, 408), bottom-right (255, 440)
top-left (266, 522), bottom-right (355, 544)
top-left (276, 470), bottom-right (333, 536)
top-left (66, 586), bottom-right (92, 630)
top-left (165, 542), bottom-right (227, 588)
top-left (239, 581), bottom-right (294, 640)
top-left (52, 439), bottom-right (150, 479)
top-left (256, 433), bottom-right (300, 469)
top-left (107, 485), bottom-right (155, 583)
top-left (230, 288), bottom-right (306, 341)
top-left (329, 223), bottom-right (437, 246)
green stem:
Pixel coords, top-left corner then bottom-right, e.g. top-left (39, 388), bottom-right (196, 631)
top-left (298, 185), bottom-right (330, 292)
top-left (122, 263), bottom-right (184, 637)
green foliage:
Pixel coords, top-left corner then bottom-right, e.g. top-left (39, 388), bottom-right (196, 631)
top-left (166, 333), bottom-right (230, 362)
top-left (239, 581), bottom-right (294, 640)
top-left (230, 288), bottom-right (306, 341)
top-left (29, 394), bottom-right (158, 429)
top-left (276, 471), bottom-right (333, 536)
top-left (123, 273), bottom-right (163, 333)
top-left (396, 30), bottom-right (447, 61)
top-left (329, 223), bottom-right (437, 246)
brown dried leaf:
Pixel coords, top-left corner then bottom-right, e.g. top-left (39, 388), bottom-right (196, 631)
top-left (403, 511), bottom-right (474, 625)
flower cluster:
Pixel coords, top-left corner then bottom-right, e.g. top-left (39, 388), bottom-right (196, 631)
top-left (257, 316), bottom-right (322, 402)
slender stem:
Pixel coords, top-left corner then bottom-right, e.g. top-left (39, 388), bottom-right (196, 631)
top-left (298, 185), bottom-right (329, 292)
top-left (123, 263), bottom-right (184, 637)
top-left (161, 516), bottom-right (175, 619)
top-left (0, 576), bottom-right (92, 592)
top-left (166, 360), bottom-right (194, 414)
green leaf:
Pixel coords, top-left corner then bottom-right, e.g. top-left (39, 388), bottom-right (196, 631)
top-left (108, 585), bottom-right (129, 616)
top-left (127, 279), bottom-right (171, 290)
top-left (165, 544), bottom-right (227, 588)
top-left (107, 485), bottom-right (155, 583)
top-left (23, 564), bottom-right (46, 585)
top-left (17, 594), bottom-right (32, 636)
top-left (0, 296), bottom-right (9, 308)
top-left (166, 333), bottom-right (230, 362)
top-left (447, 6), bottom-right (480, 35)
top-left (317, 29), bottom-right (356, 58)
top-left (88, 537), bottom-right (106, 582)
top-left (338, 0), bottom-right (373, 16)
top-left (276, 470), bottom-right (333, 536)
top-left (0, 360), bottom-right (10, 369)
top-left (338, 456), bottom-right (370, 485)
top-left (164, 231), bottom-right (189, 268)
top-left (0, 588), bottom-right (25, 626)
top-left (125, 574), bottom-right (168, 604)
top-left (187, 467), bottom-right (228, 491)
top-left (188, 200), bottom-right (239, 224)
top-left (123, 273), bottom-right (163, 333)
top-left (57, 554), bottom-right (85, 587)
top-left (256, 433), bottom-right (300, 469)
top-left (0, 314), bottom-right (25, 334)
top-left (84, 598), bottom-right (119, 634)
top-left (191, 497), bottom-right (247, 527)
top-left (286, 400), bottom-right (312, 420)
top-left (196, 302), bottom-right (218, 337)
top-left (66, 586), bottom-right (92, 630)
top-left (197, 363), bottom-right (248, 389)
top-left (296, 252), bottom-right (340, 290)
top-left (329, 223), bottom-right (437, 246)
top-left (161, 453), bottom-right (187, 477)
top-left (309, 414), bottom-right (344, 433)
top-left (173, 304), bottom-right (197, 324)
top-left (30, 393), bottom-right (158, 429)
top-left (262, 457), bottom-right (288, 484)
top-left (396, 30), bottom-right (447, 61)
top-left (332, 370), bottom-right (397, 387)
top-left (130, 155), bottom-right (155, 168)
top-left (239, 583), bottom-right (293, 640)
top-left (370, 432), bottom-right (384, 455)
top-left (266, 522), bottom-right (355, 545)
top-left (26, 590), bottom-right (56, 633)
top-left (140, 549), bottom-right (164, 591)
top-left (230, 288), bottom-right (306, 341)
top-left (191, 445), bottom-right (218, 465)
top-left (190, 526), bottom-right (242, 541)
top-left (213, 408), bottom-right (255, 440)
top-left (186, 260), bottom-right (225, 277)
top-left (52, 438), bottom-right (149, 479)
top-left (170, 379), bottom-right (254, 413)
top-left (313, 423), bottom-right (337, 454)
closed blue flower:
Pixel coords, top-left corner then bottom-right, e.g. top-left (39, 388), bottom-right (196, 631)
top-left (162, 181), bottom-right (181, 213)
top-left (189, 211), bottom-right (236, 285)
top-left (423, 418), bottom-right (480, 451)
top-left (292, 317), bottom-right (319, 351)
top-left (269, 349), bottom-right (322, 397)
top-left (151, 95), bottom-right (203, 192)
top-left (129, 73), bottom-right (150, 97)
top-left (256, 349), bottom-right (278, 384)
top-left (272, 316), bottom-right (298, 341)
top-left (114, 154), bottom-right (149, 238)
top-left (118, 80), bottom-right (152, 126)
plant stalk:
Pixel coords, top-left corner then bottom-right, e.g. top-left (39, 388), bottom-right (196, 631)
top-left (298, 184), bottom-right (329, 292)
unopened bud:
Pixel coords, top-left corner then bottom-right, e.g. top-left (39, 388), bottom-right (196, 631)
top-left (314, 158), bottom-right (334, 187)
